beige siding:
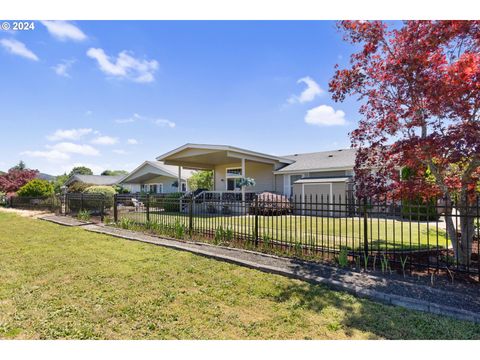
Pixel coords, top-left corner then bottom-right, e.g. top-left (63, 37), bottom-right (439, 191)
top-left (213, 161), bottom-right (275, 192)
top-left (274, 174), bottom-right (284, 194)
top-left (292, 181), bottom-right (349, 216)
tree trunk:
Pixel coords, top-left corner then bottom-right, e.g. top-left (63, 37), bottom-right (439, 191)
top-left (444, 199), bottom-right (475, 267)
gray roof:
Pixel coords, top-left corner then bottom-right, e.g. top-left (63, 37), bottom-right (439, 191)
top-left (275, 148), bottom-right (356, 173)
top-left (65, 174), bottom-right (124, 186)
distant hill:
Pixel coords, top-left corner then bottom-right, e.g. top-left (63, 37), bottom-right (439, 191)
top-left (37, 173), bottom-right (56, 181)
top-left (0, 170), bottom-right (55, 180)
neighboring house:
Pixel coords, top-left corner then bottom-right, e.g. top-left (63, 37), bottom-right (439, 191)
top-left (64, 174), bottom-right (125, 188)
top-left (155, 143), bottom-right (356, 201)
top-left (120, 161), bottom-right (195, 194)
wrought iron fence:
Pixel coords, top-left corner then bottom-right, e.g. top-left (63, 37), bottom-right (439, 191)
top-left (8, 193), bottom-right (111, 217)
top-left (9, 195), bottom-right (62, 212)
top-left (113, 193), bottom-right (480, 279)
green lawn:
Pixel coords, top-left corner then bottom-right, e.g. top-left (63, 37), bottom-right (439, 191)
top-left (121, 211), bottom-right (449, 251)
top-left (1, 211), bottom-right (477, 340)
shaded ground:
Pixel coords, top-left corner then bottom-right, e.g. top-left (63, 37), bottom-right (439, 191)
top-left (1, 212), bottom-right (479, 339)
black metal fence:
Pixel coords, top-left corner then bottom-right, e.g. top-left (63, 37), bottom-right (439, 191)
top-left (114, 193), bottom-right (480, 279)
top-left (8, 193), bottom-right (111, 217)
top-left (9, 195), bottom-right (62, 212)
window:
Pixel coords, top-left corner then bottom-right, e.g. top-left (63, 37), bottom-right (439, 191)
top-left (226, 167), bottom-right (243, 191)
top-left (181, 182), bottom-right (187, 192)
top-left (141, 184), bottom-right (163, 194)
top-left (226, 167), bottom-right (242, 177)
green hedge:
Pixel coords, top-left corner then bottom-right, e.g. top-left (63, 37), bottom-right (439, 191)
top-left (17, 179), bottom-right (54, 197)
top-left (150, 192), bottom-right (183, 212)
top-left (401, 197), bottom-right (439, 221)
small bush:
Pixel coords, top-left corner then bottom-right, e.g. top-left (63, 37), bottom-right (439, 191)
top-left (17, 179), bottom-right (54, 197)
top-left (401, 197), bottom-right (439, 221)
top-left (249, 192), bottom-right (291, 216)
top-left (77, 210), bottom-right (91, 222)
top-left (174, 220), bottom-right (186, 239)
top-left (67, 182), bottom-right (93, 193)
top-left (154, 192), bottom-right (183, 212)
top-left (337, 247), bottom-right (349, 267)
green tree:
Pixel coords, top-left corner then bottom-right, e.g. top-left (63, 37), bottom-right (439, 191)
top-left (17, 179), bottom-right (54, 197)
top-left (68, 166), bottom-right (93, 177)
top-left (101, 170), bottom-right (129, 176)
top-left (187, 170), bottom-right (213, 191)
top-left (10, 160), bottom-right (26, 171)
top-left (52, 173), bottom-right (69, 193)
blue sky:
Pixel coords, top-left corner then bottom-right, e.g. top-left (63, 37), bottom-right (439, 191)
top-left (0, 21), bottom-right (361, 175)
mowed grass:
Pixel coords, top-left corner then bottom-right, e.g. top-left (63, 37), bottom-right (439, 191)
top-left (0, 212), bottom-right (478, 340)
top-left (123, 211), bottom-right (449, 251)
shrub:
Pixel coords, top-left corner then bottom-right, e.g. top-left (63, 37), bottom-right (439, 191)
top-left (67, 181), bottom-right (93, 193)
top-left (83, 185), bottom-right (116, 209)
top-left (249, 192), bottom-right (291, 216)
top-left (77, 209), bottom-right (91, 222)
top-left (155, 192), bottom-right (183, 212)
top-left (401, 197), bottom-right (439, 221)
top-left (17, 179), bottom-right (54, 197)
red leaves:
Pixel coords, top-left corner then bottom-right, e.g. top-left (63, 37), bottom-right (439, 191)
top-left (0, 169), bottom-right (39, 194)
top-left (331, 21), bottom-right (480, 202)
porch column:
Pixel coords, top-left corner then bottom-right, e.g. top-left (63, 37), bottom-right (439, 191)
top-left (178, 166), bottom-right (182, 192)
top-left (241, 157), bottom-right (245, 202)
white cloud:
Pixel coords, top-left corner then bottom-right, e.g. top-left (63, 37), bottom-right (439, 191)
top-left (91, 136), bottom-right (118, 145)
top-left (154, 119), bottom-right (176, 128)
top-left (86, 48), bottom-right (158, 83)
top-left (115, 113), bottom-right (141, 124)
top-left (288, 76), bottom-right (323, 104)
top-left (127, 138), bottom-right (138, 145)
top-left (46, 142), bottom-right (99, 156)
top-left (113, 149), bottom-right (127, 155)
top-left (40, 21), bottom-right (87, 42)
top-left (305, 105), bottom-right (347, 127)
top-left (115, 113), bottom-right (175, 128)
top-left (47, 128), bottom-right (93, 141)
top-left (0, 39), bottom-right (39, 61)
top-left (21, 149), bottom-right (70, 162)
top-left (52, 59), bottom-right (75, 77)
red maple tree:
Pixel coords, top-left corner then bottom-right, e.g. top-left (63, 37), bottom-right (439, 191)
top-left (0, 168), bottom-right (39, 195)
top-left (330, 21), bottom-right (480, 265)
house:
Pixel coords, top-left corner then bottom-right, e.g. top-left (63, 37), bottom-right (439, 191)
top-left (119, 161), bottom-right (195, 194)
top-left (154, 143), bottom-right (356, 201)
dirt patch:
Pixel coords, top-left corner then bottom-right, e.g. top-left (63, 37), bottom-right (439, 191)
top-left (0, 207), bottom-right (54, 218)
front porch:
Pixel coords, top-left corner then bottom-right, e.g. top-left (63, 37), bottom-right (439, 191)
top-left (156, 143), bottom-right (294, 200)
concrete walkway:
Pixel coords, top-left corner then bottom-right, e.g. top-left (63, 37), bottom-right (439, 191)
top-left (41, 215), bottom-right (480, 323)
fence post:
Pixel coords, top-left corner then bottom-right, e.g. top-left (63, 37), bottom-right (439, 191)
top-left (146, 193), bottom-right (150, 222)
top-left (9, 196), bottom-right (13, 208)
top-left (188, 195), bottom-right (193, 237)
top-left (254, 195), bottom-right (259, 246)
top-left (113, 194), bottom-right (118, 223)
top-left (80, 193), bottom-right (84, 211)
top-left (363, 197), bottom-right (369, 257)
top-left (100, 195), bottom-right (105, 222)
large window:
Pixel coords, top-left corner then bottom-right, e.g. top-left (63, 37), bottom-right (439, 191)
top-left (226, 167), bottom-right (242, 191)
top-left (141, 184), bottom-right (163, 194)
